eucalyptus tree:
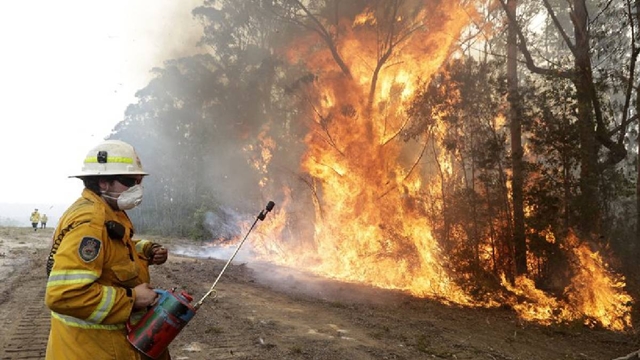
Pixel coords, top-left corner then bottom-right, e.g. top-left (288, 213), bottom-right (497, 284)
top-left (497, 0), bottom-right (640, 239)
top-left (506, 0), bottom-right (527, 276)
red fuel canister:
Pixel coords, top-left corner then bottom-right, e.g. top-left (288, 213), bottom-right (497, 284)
top-left (126, 288), bottom-right (196, 359)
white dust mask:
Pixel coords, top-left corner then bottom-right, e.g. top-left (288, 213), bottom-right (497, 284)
top-left (102, 185), bottom-right (144, 210)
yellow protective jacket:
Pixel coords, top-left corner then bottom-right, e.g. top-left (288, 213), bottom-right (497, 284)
top-left (45, 189), bottom-right (168, 360)
top-left (41, 214), bottom-right (48, 223)
top-left (30, 211), bottom-right (40, 223)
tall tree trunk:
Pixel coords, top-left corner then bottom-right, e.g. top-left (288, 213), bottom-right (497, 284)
top-left (572, 0), bottom-right (600, 235)
top-left (637, 81), bottom-right (640, 258)
top-left (507, 0), bottom-right (527, 276)
top-left (634, 0), bottom-right (640, 259)
top-left (637, 131), bottom-right (640, 256)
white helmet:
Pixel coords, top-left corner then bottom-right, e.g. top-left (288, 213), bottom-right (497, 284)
top-left (70, 140), bottom-right (149, 178)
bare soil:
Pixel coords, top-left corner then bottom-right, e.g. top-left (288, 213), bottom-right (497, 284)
top-left (1, 227), bottom-right (639, 360)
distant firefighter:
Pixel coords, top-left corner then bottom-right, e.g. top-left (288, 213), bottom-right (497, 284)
top-left (30, 208), bottom-right (40, 231)
top-left (40, 214), bottom-right (48, 229)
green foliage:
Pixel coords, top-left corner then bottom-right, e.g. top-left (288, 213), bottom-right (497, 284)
top-left (189, 205), bottom-right (210, 241)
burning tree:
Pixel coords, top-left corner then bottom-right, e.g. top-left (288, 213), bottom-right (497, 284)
top-left (257, 0), bottom-right (480, 303)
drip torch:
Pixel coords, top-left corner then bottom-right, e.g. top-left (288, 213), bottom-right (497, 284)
top-left (126, 201), bottom-right (276, 359)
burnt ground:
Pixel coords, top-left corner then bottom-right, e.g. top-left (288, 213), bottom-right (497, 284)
top-left (0, 227), bottom-right (639, 360)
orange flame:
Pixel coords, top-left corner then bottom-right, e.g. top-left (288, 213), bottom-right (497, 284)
top-left (269, 1), bottom-right (476, 304)
top-left (502, 231), bottom-right (632, 330)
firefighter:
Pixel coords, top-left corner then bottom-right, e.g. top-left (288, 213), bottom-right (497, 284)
top-left (40, 213), bottom-right (48, 229)
top-left (30, 208), bottom-right (40, 231)
top-left (45, 139), bottom-right (171, 360)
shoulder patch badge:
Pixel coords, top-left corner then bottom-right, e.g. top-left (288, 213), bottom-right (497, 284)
top-left (78, 237), bottom-right (102, 262)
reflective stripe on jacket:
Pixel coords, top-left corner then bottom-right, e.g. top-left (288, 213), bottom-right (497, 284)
top-left (44, 189), bottom-right (162, 360)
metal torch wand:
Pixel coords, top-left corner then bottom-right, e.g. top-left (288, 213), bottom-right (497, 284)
top-left (193, 200), bottom-right (275, 310)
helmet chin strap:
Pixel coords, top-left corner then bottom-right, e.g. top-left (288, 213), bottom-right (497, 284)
top-left (100, 191), bottom-right (121, 210)
top-left (101, 191), bottom-right (120, 200)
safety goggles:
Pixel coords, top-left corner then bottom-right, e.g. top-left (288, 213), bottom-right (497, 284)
top-left (115, 176), bottom-right (142, 188)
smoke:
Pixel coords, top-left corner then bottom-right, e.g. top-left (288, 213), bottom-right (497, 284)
top-left (203, 207), bottom-right (244, 241)
top-left (171, 243), bottom-right (254, 264)
top-left (120, 0), bottom-right (204, 88)
top-left (170, 243), bottom-right (408, 306)
top-left (250, 261), bottom-right (411, 305)
top-left (170, 207), bottom-right (258, 262)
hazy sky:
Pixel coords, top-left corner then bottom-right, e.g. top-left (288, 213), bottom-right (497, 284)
top-left (0, 1), bottom-right (203, 212)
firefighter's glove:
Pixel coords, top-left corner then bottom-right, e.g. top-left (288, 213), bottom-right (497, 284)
top-left (149, 244), bottom-right (168, 265)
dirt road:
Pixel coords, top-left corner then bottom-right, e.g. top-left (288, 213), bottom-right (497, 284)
top-left (1, 227), bottom-right (639, 359)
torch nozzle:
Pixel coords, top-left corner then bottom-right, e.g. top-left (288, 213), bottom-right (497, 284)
top-left (258, 201), bottom-right (275, 221)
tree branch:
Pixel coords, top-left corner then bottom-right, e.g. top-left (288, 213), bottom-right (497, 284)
top-left (497, 0), bottom-right (574, 79)
top-left (541, 0), bottom-right (576, 55)
top-left (291, 0), bottom-right (352, 78)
